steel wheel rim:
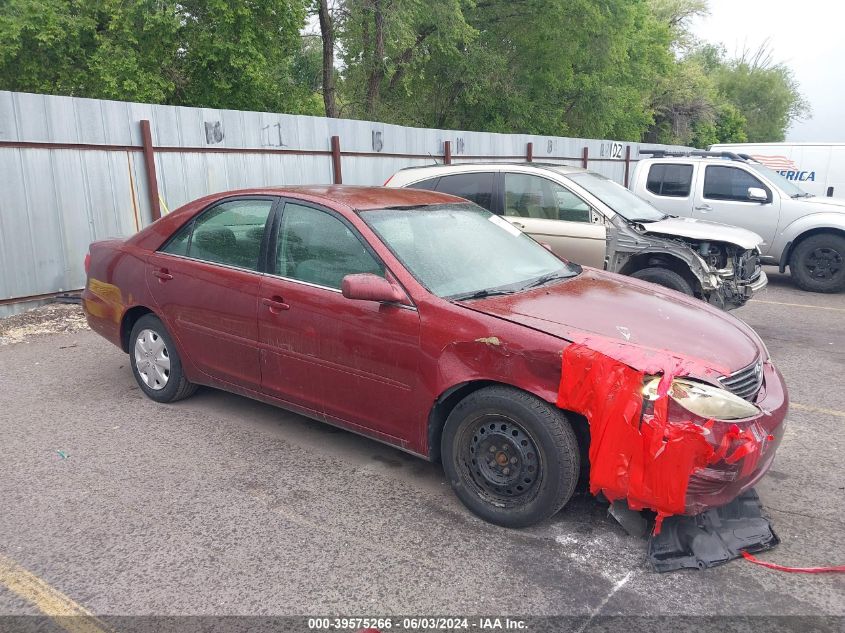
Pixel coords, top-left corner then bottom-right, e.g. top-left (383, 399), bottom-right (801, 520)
top-left (134, 328), bottom-right (171, 390)
top-left (806, 247), bottom-right (843, 280)
top-left (460, 415), bottom-right (542, 506)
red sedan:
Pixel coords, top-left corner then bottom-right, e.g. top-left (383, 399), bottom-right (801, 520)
top-left (83, 186), bottom-right (787, 528)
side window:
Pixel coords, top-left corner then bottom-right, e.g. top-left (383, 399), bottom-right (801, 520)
top-left (503, 173), bottom-right (591, 222)
top-left (161, 222), bottom-right (191, 256)
top-left (646, 164), bottom-right (693, 197)
top-left (161, 199), bottom-right (273, 271)
top-left (435, 173), bottom-right (494, 210)
top-left (704, 166), bottom-right (769, 202)
top-left (409, 178), bottom-right (439, 191)
top-left (275, 203), bottom-right (384, 289)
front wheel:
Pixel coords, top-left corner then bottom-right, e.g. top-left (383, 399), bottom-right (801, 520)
top-left (129, 314), bottom-right (198, 403)
top-left (629, 266), bottom-right (694, 296)
top-left (790, 234), bottom-right (845, 293)
top-left (441, 386), bottom-right (580, 528)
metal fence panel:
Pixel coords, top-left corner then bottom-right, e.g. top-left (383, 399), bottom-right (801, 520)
top-left (0, 90), bottom-right (690, 315)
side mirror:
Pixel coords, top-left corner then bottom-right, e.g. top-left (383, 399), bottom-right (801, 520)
top-left (747, 187), bottom-right (768, 202)
top-left (341, 273), bottom-right (407, 303)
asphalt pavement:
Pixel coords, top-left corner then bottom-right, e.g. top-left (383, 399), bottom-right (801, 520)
top-left (0, 267), bottom-right (843, 630)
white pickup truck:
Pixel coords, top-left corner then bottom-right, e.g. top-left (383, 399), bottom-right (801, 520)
top-left (630, 151), bottom-right (845, 293)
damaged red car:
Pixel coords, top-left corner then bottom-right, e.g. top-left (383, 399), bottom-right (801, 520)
top-left (83, 186), bottom-right (788, 528)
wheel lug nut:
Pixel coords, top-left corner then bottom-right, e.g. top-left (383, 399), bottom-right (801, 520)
top-left (510, 457), bottom-right (518, 464)
top-left (503, 467), bottom-right (510, 475)
top-left (489, 446), bottom-right (496, 452)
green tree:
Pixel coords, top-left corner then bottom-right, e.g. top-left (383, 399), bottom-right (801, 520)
top-left (712, 44), bottom-right (810, 142)
top-left (449, 0), bottom-right (673, 139)
top-left (338, 0), bottom-right (475, 122)
top-left (0, 0), bottom-right (312, 112)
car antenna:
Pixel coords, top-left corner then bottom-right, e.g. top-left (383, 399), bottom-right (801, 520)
top-left (428, 152), bottom-right (440, 166)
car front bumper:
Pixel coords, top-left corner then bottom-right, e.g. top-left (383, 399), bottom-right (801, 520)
top-left (712, 270), bottom-right (768, 310)
top-left (683, 360), bottom-right (788, 515)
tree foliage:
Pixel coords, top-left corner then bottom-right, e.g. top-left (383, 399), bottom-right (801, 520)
top-left (0, 0), bottom-right (315, 113)
top-left (0, 0), bottom-right (810, 143)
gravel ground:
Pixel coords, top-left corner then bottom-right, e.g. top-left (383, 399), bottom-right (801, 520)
top-left (0, 303), bottom-right (88, 346)
top-left (0, 269), bottom-right (842, 631)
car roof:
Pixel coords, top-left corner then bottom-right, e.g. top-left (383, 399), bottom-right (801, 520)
top-left (389, 162), bottom-right (587, 182)
top-left (203, 185), bottom-right (467, 210)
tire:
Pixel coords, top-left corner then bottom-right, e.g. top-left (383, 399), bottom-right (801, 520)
top-left (129, 314), bottom-right (197, 403)
top-left (441, 386), bottom-right (579, 528)
top-left (629, 266), bottom-right (694, 295)
top-left (789, 233), bottom-right (845, 293)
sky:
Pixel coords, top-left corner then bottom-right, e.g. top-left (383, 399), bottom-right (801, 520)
top-left (691, 0), bottom-right (845, 142)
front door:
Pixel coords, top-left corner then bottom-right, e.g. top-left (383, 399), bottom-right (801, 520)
top-left (147, 197), bottom-right (277, 390)
top-left (501, 172), bottom-right (607, 268)
top-left (258, 200), bottom-right (421, 440)
top-left (692, 164), bottom-right (781, 254)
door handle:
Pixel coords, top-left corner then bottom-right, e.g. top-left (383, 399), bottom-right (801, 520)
top-left (262, 296), bottom-right (290, 312)
top-left (694, 204), bottom-right (712, 212)
top-left (511, 221), bottom-right (525, 229)
top-left (153, 268), bottom-right (173, 281)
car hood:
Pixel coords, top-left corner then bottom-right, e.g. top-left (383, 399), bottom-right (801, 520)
top-left (640, 217), bottom-right (763, 250)
top-left (801, 196), bottom-right (845, 211)
top-left (459, 268), bottom-right (762, 377)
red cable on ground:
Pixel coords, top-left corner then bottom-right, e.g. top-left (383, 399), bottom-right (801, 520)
top-left (741, 551), bottom-right (845, 573)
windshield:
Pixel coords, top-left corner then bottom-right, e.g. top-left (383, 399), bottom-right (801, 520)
top-left (360, 204), bottom-right (580, 299)
top-left (564, 171), bottom-right (667, 222)
top-left (747, 162), bottom-right (810, 198)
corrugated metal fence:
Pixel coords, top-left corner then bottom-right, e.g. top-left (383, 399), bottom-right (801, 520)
top-left (0, 90), bottom-right (689, 315)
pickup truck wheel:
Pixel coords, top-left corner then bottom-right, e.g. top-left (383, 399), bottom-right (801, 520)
top-left (790, 234), bottom-right (845, 293)
top-left (629, 267), bottom-right (694, 295)
top-left (441, 386), bottom-right (579, 528)
top-left (130, 314), bottom-right (198, 403)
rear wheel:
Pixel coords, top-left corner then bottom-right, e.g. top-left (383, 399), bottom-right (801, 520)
top-left (441, 386), bottom-right (579, 528)
top-left (129, 314), bottom-right (197, 403)
top-left (630, 266), bottom-right (694, 296)
top-left (790, 233), bottom-right (845, 293)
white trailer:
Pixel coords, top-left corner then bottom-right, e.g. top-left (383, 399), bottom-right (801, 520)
top-left (709, 142), bottom-right (845, 198)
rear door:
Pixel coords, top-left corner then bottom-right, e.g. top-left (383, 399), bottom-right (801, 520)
top-left (500, 172), bottom-right (606, 268)
top-left (692, 164), bottom-right (780, 251)
top-left (638, 162), bottom-right (696, 217)
top-left (431, 172), bottom-right (498, 213)
top-left (258, 200), bottom-right (422, 440)
top-left (147, 196), bottom-right (278, 390)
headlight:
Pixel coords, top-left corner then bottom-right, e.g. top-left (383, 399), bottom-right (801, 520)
top-left (642, 376), bottom-right (760, 421)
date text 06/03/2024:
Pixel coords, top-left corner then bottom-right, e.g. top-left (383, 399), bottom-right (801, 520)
top-left (306, 617), bottom-right (528, 630)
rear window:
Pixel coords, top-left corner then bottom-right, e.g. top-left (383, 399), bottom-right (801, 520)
top-left (646, 164), bottom-right (693, 197)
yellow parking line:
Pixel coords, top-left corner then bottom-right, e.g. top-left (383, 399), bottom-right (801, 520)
top-left (0, 553), bottom-right (115, 633)
top-left (791, 402), bottom-right (845, 419)
top-left (749, 299), bottom-right (845, 312)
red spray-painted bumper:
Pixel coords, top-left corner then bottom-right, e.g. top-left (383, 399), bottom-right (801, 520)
top-left (556, 344), bottom-right (788, 531)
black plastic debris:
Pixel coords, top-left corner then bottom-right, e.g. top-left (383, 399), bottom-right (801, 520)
top-left (54, 293), bottom-right (82, 305)
top-left (608, 499), bottom-right (650, 538)
top-left (647, 488), bottom-right (779, 572)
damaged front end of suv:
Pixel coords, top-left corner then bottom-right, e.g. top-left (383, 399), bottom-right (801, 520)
top-left (607, 216), bottom-right (767, 310)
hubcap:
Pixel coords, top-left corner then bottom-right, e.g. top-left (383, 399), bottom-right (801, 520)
top-left (134, 329), bottom-right (171, 390)
top-left (805, 247), bottom-right (843, 280)
top-left (462, 417), bottom-right (540, 503)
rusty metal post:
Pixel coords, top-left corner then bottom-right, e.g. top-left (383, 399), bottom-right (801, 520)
top-left (140, 120), bottom-right (161, 221)
top-left (581, 146), bottom-right (589, 169)
top-left (624, 145), bottom-right (632, 187)
top-left (331, 135), bottom-right (343, 184)
top-left (444, 140), bottom-right (452, 165)
top-left (526, 142), bottom-right (533, 163)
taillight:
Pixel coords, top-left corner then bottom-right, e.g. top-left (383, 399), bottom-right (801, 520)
top-left (84, 253), bottom-right (91, 274)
